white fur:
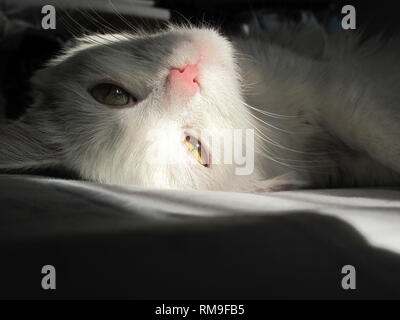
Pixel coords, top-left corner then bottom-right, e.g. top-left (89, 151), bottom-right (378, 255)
top-left (1, 25), bottom-right (400, 191)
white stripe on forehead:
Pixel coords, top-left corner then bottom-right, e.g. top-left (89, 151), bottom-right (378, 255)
top-left (48, 33), bottom-right (137, 66)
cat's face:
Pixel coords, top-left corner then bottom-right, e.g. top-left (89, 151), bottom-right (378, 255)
top-left (27, 27), bottom-right (256, 189)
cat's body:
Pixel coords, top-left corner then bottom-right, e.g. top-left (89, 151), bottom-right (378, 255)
top-left (235, 28), bottom-right (400, 188)
top-left (1, 25), bottom-right (400, 192)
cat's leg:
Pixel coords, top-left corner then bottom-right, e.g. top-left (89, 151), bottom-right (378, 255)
top-left (325, 92), bottom-right (400, 177)
top-left (234, 172), bottom-right (309, 193)
top-left (357, 109), bottom-right (400, 174)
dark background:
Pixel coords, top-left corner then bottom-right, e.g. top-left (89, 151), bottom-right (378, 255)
top-left (1, 0), bottom-right (400, 120)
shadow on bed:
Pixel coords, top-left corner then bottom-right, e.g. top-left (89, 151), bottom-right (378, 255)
top-left (0, 175), bottom-right (399, 299)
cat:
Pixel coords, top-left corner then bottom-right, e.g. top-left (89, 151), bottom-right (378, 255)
top-left (1, 24), bottom-right (400, 192)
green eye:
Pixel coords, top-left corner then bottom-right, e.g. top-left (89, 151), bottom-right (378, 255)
top-left (90, 83), bottom-right (134, 106)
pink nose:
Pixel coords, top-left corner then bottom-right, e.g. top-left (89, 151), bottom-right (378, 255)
top-left (167, 64), bottom-right (200, 97)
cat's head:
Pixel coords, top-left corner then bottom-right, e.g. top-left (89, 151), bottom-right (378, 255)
top-left (0, 26), bottom-right (260, 190)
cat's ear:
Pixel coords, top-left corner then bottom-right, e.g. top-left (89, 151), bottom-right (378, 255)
top-left (0, 119), bottom-right (60, 171)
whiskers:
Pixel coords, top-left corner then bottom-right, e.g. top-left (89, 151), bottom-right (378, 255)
top-left (241, 100), bottom-right (334, 173)
top-left (243, 101), bottom-right (298, 119)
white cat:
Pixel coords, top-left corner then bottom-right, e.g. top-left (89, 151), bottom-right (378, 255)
top-left (1, 24), bottom-right (399, 192)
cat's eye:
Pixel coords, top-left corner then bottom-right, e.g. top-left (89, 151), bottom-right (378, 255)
top-left (90, 83), bottom-right (136, 106)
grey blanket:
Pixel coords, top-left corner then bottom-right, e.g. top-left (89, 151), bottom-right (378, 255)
top-left (1, 174), bottom-right (400, 299)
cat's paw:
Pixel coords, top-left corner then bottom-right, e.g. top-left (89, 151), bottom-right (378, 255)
top-left (237, 172), bottom-right (309, 194)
